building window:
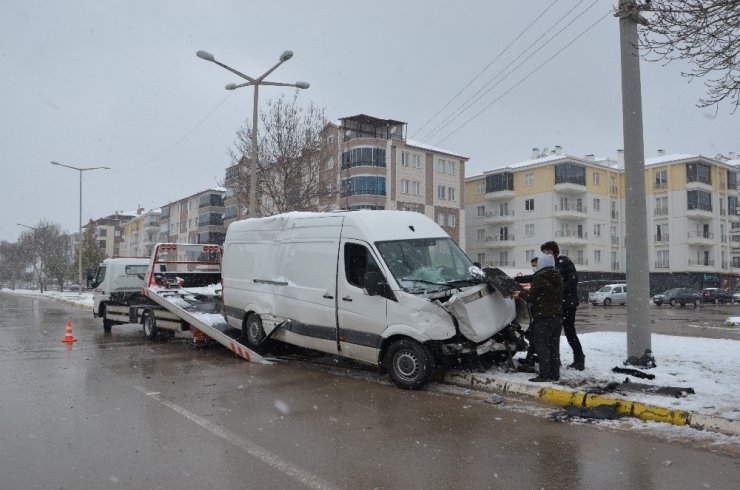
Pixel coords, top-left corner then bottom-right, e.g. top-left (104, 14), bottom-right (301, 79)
top-left (447, 161), bottom-right (456, 175)
top-left (686, 162), bottom-right (711, 185)
top-left (400, 179), bottom-right (409, 194)
top-left (486, 172), bottom-right (514, 192)
top-left (687, 190), bottom-right (712, 211)
top-left (477, 253), bottom-right (485, 264)
top-left (655, 196), bottom-right (668, 216)
top-left (593, 224), bottom-right (601, 237)
top-left (524, 173), bottom-right (533, 186)
top-left (437, 213), bottom-right (445, 226)
top-left (477, 205), bottom-right (485, 218)
top-left (593, 198), bottom-right (600, 211)
top-left (327, 157), bottom-right (334, 170)
top-left (655, 169), bottom-right (668, 189)
top-left (341, 147), bottom-right (386, 169)
top-left (447, 214), bottom-right (456, 228)
top-left (477, 229), bottom-right (485, 242)
top-left (554, 163), bottom-right (586, 185)
top-left (437, 160), bottom-right (446, 173)
top-left (525, 249), bottom-right (536, 261)
top-left (476, 182), bottom-right (485, 194)
top-left (437, 185), bottom-right (446, 199)
top-left (412, 181), bottom-right (421, 196)
top-left (656, 249), bottom-right (670, 268)
top-left (594, 250), bottom-right (601, 263)
top-left (447, 187), bottom-right (456, 201)
top-left (656, 223), bottom-right (669, 242)
top-left (524, 199), bottom-right (534, 211)
top-left (340, 176), bottom-right (386, 197)
top-left (327, 135), bottom-right (334, 145)
top-left (400, 151), bottom-right (410, 166)
top-left (525, 224), bottom-right (534, 237)
top-left (593, 172), bottom-right (601, 185)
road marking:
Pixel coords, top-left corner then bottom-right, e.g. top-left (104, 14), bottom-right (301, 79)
top-left (133, 385), bottom-right (335, 490)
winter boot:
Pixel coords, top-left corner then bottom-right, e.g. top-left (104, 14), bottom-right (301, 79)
top-left (567, 356), bottom-right (585, 371)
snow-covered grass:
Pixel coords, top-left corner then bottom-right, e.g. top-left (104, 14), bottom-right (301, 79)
top-left (2, 287), bottom-right (94, 309)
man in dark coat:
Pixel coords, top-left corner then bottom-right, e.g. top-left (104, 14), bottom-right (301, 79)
top-left (541, 240), bottom-right (585, 370)
top-left (513, 254), bottom-right (563, 382)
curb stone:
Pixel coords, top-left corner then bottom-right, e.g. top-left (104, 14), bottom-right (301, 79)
top-left (444, 370), bottom-right (740, 438)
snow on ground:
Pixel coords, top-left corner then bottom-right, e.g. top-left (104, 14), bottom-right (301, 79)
top-left (3, 288), bottom-right (739, 422)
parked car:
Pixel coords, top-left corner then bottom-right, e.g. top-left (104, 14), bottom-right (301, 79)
top-left (589, 283), bottom-right (627, 306)
top-left (701, 288), bottom-right (734, 304)
top-left (653, 288), bottom-right (702, 307)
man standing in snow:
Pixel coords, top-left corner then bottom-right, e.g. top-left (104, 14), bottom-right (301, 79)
top-left (541, 240), bottom-right (585, 370)
top-left (513, 254), bottom-right (563, 382)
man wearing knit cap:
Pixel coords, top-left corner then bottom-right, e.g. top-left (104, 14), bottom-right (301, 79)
top-left (513, 254), bottom-right (563, 382)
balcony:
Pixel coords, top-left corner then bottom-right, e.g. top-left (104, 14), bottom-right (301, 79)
top-left (732, 237), bottom-right (740, 249)
top-left (485, 235), bottom-right (516, 248)
top-left (653, 207), bottom-right (669, 217)
top-left (554, 230), bottom-right (588, 245)
top-left (653, 182), bottom-right (668, 191)
top-left (686, 206), bottom-right (713, 219)
top-left (654, 261), bottom-right (670, 269)
top-left (488, 260), bottom-right (516, 268)
top-left (484, 209), bottom-right (515, 223)
top-left (611, 235), bottom-right (620, 246)
top-left (609, 185), bottom-right (619, 195)
top-left (654, 234), bottom-right (669, 243)
top-left (573, 258), bottom-right (589, 267)
top-left (688, 259), bottom-right (715, 269)
top-left (610, 211), bottom-right (619, 220)
top-left (687, 231), bottom-right (714, 245)
top-left (611, 261), bottom-right (621, 271)
top-left (554, 179), bottom-right (587, 194)
top-left (485, 189), bottom-right (514, 200)
top-left (554, 203), bottom-right (587, 220)
top-left (686, 176), bottom-right (712, 192)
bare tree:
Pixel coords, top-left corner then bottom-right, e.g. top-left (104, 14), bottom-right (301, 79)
top-left (44, 232), bottom-right (71, 291)
top-left (227, 94), bottom-right (335, 216)
top-left (637, 0), bottom-right (740, 111)
top-left (0, 241), bottom-right (31, 290)
top-left (73, 219), bottom-right (105, 285)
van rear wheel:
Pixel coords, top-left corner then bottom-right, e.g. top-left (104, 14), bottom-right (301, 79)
top-left (603, 298), bottom-right (611, 306)
top-left (244, 314), bottom-right (266, 347)
top-left (385, 339), bottom-right (434, 390)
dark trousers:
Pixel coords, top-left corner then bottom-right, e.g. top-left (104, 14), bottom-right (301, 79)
top-left (530, 316), bottom-right (562, 380)
top-left (563, 307), bottom-right (584, 361)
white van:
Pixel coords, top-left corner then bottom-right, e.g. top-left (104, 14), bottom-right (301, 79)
top-left (588, 283), bottom-right (627, 306)
top-left (222, 211), bottom-right (521, 389)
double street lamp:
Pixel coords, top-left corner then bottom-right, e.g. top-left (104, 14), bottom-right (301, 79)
top-left (196, 49), bottom-right (309, 218)
top-left (51, 161), bottom-right (111, 295)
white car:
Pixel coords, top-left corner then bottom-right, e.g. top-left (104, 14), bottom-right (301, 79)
top-left (589, 284), bottom-right (627, 306)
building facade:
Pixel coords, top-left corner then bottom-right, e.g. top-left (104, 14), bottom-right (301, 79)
top-left (160, 188), bottom-right (226, 245)
top-left (323, 114), bottom-right (468, 247)
top-left (466, 148), bottom-right (740, 293)
top-left (85, 212), bottom-right (136, 258)
top-left (120, 207), bottom-right (161, 257)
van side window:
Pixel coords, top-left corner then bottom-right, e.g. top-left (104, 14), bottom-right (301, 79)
top-left (344, 243), bottom-right (381, 289)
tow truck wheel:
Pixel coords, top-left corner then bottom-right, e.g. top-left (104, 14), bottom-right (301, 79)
top-left (101, 305), bottom-right (113, 333)
top-left (143, 313), bottom-right (158, 341)
top-left (244, 314), bottom-right (266, 347)
top-left (385, 339), bottom-right (434, 390)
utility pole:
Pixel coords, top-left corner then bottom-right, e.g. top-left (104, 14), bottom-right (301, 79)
top-left (618, 0), bottom-right (652, 363)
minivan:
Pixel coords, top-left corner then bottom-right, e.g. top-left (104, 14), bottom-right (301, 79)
top-left (589, 283), bottom-right (627, 306)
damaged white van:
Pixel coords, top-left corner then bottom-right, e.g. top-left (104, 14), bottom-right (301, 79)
top-left (221, 211), bottom-right (524, 389)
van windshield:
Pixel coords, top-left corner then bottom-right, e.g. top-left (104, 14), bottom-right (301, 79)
top-left (375, 237), bottom-right (474, 293)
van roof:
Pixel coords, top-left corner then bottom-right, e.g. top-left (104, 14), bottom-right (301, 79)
top-left (226, 210), bottom-right (448, 242)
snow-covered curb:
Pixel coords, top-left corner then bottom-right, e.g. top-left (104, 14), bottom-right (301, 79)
top-left (444, 370), bottom-right (740, 438)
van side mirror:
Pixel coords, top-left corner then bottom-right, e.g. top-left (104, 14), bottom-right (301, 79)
top-left (364, 271), bottom-right (381, 296)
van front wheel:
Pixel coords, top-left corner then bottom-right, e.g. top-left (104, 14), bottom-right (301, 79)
top-left (244, 314), bottom-right (266, 347)
top-left (385, 339), bottom-right (434, 390)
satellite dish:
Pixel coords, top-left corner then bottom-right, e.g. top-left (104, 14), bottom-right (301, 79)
top-left (345, 130), bottom-right (352, 136)
top-left (541, 147), bottom-right (549, 157)
top-left (390, 126), bottom-right (397, 135)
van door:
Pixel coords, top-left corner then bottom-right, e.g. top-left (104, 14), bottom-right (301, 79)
top-left (337, 240), bottom-right (389, 364)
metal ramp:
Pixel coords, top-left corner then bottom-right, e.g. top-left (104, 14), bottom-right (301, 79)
top-left (143, 286), bottom-right (271, 364)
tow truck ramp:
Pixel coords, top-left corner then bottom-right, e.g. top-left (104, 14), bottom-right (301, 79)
top-left (143, 285), bottom-right (272, 365)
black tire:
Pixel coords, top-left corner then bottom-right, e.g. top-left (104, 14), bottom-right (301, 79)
top-left (143, 313), bottom-right (158, 341)
top-left (244, 313), bottom-right (266, 347)
top-left (694, 299), bottom-right (701, 307)
top-left (101, 305), bottom-right (113, 333)
top-left (384, 339), bottom-right (435, 390)
top-left (604, 298), bottom-right (611, 306)
top-left (669, 299), bottom-right (677, 307)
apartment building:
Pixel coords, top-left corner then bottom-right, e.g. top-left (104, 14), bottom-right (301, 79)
top-left (466, 147), bottom-right (740, 292)
top-left (120, 207), bottom-right (161, 257)
top-left (323, 114), bottom-right (468, 247)
top-left (160, 188), bottom-right (226, 244)
top-left (85, 212), bottom-right (137, 258)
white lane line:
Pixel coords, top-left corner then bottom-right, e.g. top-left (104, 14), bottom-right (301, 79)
top-left (133, 386), bottom-right (335, 490)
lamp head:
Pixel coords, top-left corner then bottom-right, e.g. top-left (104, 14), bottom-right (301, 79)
top-left (196, 50), bottom-right (215, 62)
top-left (279, 50), bottom-right (294, 62)
top-left (225, 83), bottom-right (237, 90)
top-left (295, 81), bottom-right (310, 89)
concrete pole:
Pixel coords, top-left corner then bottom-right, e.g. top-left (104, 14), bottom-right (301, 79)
top-left (78, 170), bottom-right (83, 296)
top-left (249, 84), bottom-right (260, 218)
top-left (619, 0), bottom-right (652, 360)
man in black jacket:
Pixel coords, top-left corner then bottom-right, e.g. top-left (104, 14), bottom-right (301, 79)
top-left (541, 241), bottom-right (585, 370)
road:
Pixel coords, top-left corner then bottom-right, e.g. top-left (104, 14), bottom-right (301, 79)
top-left (1, 292), bottom-right (739, 489)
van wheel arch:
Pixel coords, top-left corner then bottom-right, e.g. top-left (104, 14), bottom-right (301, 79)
top-left (243, 312), bottom-right (266, 347)
top-left (383, 337), bottom-right (436, 390)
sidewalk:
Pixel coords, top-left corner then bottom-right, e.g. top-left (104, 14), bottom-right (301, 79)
top-left (446, 331), bottom-right (740, 437)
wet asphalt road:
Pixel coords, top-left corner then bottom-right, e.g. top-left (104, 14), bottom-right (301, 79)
top-left (1, 292), bottom-right (739, 489)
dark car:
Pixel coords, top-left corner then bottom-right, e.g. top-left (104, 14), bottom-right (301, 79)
top-left (653, 288), bottom-right (702, 307)
top-left (701, 288), bottom-right (734, 304)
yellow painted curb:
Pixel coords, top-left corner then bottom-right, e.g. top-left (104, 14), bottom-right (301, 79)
top-left (538, 386), bottom-right (689, 426)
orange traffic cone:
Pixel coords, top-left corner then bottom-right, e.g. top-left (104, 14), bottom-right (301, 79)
top-left (61, 321), bottom-right (78, 343)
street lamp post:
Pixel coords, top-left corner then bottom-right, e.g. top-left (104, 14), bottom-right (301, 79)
top-left (196, 49), bottom-right (309, 219)
top-left (51, 161), bottom-right (111, 295)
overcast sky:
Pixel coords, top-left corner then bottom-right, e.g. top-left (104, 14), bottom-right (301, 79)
top-left (1, 0), bottom-right (737, 241)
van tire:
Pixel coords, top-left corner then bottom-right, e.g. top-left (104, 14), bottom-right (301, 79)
top-left (603, 298), bottom-right (611, 306)
top-left (143, 313), bottom-right (158, 341)
top-left (385, 339), bottom-right (434, 390)
top-left (101, 305), bottom-right (113, 332)
top-left (244, 314), bottom-right (266, 347)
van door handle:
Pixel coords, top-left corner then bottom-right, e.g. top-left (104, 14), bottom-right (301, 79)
top-left (342, 296), bottom-right (353, 302)
top-left (323, 293), bottom-right (334, 299)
